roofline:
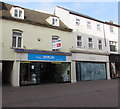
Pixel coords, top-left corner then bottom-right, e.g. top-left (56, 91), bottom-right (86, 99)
top-left (1, 2), bottom-right (72, 32)
top-left (56, 6), bottom-right (104, 23)
top-left (104, 22), bottom-right (120, 28)
top-left (1, 1), bottom-right (58, 18)
top-left (57, 6), bottom-right (120, 27)
top-left (1, 16), bottom-right (72, 32)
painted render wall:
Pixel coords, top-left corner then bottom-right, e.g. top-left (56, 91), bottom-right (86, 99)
top-left (104, 24), bottom-right (118, 54)
top-left (72, 32), bottom-right (109, 55)
top-left (0, 19), bottom-right (2, 61)
top-left (55, 7), bottom-right (110, 55)
top-left (118, 27), bottom-right (120, 54)
top-left (2, 19), bottom-right (73, 60)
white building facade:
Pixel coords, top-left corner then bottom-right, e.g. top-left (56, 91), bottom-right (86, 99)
top-left (104, 22), bottom-right (120, 78)
top-left (55, 6), bottom-right (111, 82)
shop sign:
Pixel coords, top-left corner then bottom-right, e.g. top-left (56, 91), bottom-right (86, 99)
top-left (52, 40), bottom-right (62, 50)
top-left (28, 53), bottom-right (66, 61)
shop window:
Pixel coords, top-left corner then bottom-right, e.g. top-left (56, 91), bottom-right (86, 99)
top-left (109, 41), bottom-right (117, 52)
top-left (12, 30), bottom-right (23, 48)
top-left (98, 39), bottom-right (102, 50)
top-left (88, 37), bottom-right (93, 49)
top-left (77, 35), bottom-right (82, 48)
top-left (20, 62), bottom-right (71, 86)
top-left (76, 62), bottom-right (106, 81)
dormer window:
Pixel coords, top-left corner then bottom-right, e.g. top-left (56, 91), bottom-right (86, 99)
top-left (10, 7), bottom-right (24, 19)
top-left (52, 17), bottom-right (59, 26)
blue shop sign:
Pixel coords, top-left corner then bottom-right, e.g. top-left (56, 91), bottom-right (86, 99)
top-left (28, 53), bottom-right (66, 61)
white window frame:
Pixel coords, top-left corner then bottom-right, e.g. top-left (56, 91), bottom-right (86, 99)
top-left (52, 17), bottom-right (59, 26)
top-left (97, 24), bottom-right (101, 30)
top-left (87, 21), bottom-right (91, 28)
top-left (12, 30), bottom-right (23, 48)
top-left (11, 7), bottom-right (24, 19)
top-left (77, 35), bottom-right (83, 48)
top-left (88, 37), bottom-right (93, 49)
top-left (98, 39), bottom-right (102, 50)
top-left (109, 41), bottom-right (117, 52)
top-left (76, 18), bottom-right (80, 26)
top-left (110, 26), bottom-right (114, 33)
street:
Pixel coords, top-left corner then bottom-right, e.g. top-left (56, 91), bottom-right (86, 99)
top-left (2, 79), bottom-right (119, 108)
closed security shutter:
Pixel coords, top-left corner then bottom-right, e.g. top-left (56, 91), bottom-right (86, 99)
top-left (76, 62), bottom-right (107, 81)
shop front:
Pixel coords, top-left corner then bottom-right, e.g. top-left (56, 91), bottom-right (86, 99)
top-left (76, 62), bottom-right (107, 81)
top-left (20, 61), bottom-right (71, 86)
top-left (109, 54), bottom-right (120, 78)
top-left (15, 49), bottom-right (72, 86)
top-left (71, 53), bottom-right (110, 82)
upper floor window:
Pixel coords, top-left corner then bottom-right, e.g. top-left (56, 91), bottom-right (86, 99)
top-left (12, 30), bottom-right (23, 48)
top-left (76, 18), bottom-right (80, 26)
top-left (97, 24), bottom-right (101, 30)
top-left (110, 26), bottom-right (114, 33)
top-left (10, 7), bottom-right (24, 19)
top-left (88, 38), bottom-right (93, 49)
top-left (52, 17), bottom-right (59, 26)
top-left (98, 39), bottom-right (102, 50)
top-left (87, 21), bottom-right (91, 28)
top-left (77, 36), bottom-right (82, 48)
top-left (109, 41), bottom-right (117, 52)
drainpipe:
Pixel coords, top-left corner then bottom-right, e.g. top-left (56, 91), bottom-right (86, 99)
top-left (103, 23), bottom-right (107, 47)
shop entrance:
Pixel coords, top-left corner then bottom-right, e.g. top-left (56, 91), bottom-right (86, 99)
top-left (20, 62), bottom-right (71, 86)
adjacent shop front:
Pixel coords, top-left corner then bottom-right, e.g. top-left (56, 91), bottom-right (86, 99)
top-left (72, 53), bottom-right (110, 82)
top-left (109, 54), bottom-right (120, 78)
top-left (15, 49), bottom-right (72, 86)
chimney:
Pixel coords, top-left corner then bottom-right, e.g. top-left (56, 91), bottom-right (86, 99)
top-left (109, 21), bottom-right (114, 24)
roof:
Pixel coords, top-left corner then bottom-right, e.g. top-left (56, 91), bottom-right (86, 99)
top-left (57, 6), bottom-right (120, 28)
top-left (0, 2), bottom-right (72, 32)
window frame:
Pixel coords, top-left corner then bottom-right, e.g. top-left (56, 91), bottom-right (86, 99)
top-left (110, 26), bottom-right (114, 33)
top-left (12, 7), bottom-right (24, 19)
top-left (76, 18), bottom-right (80, 26)
top-left (77, 35), bottom-right (83, 48)
top-left (87, 21), bottom-right (91, 28)
top-left (98, 39), bottom-right (103, 50)
top-left (12, 30), bottom-right (23, 48)
top-left (109, 41), bottom-right (117, 52)
top-left (52, 17), bottom-right (59, 26)
top-left (97, 24), bottom-right (101, 30)
top-left (88, 37), bottom-right (93, 49)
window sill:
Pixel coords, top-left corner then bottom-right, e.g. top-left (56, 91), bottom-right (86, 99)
top-left (11, 47), bottom-right (23, 49)
top-left (77, 46), bottom-right (85, 49)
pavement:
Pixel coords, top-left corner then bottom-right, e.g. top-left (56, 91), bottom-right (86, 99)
top-left (2, 79), bottom-right (120, 108)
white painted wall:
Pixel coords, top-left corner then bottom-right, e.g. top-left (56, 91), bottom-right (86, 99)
top-left (0, 19), bottom-right (2, 61)
top-left (104, 23), bottom-right (118, 54)
top-left (11, 61), bottom-right (20, 87)
top-left (71, 61), bottom-right (76, 83)
top-left (2, 19), bottom-right (73, 60)
top-left (0, 62), bottom-right (2, 109)
top-left (55, 7), bottom-right (110, 55)
top-left (118, 28), bottom-right (120, 54)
